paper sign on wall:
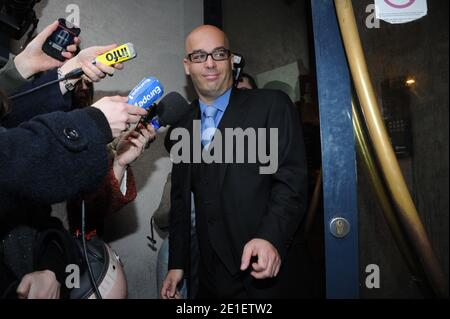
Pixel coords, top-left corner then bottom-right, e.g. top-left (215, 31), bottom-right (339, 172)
top-left (374, 0), bottom-right (427, 24)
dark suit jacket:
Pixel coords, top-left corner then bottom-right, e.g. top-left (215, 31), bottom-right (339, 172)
top-left (165, 88), bottom-right (308, 297)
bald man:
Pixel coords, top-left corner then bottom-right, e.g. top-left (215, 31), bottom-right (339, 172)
top-left (161, 25), bottom-right (309, 299)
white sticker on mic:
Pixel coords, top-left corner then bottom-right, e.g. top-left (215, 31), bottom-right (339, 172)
top-left (374, 0), bottom-right (427, 24)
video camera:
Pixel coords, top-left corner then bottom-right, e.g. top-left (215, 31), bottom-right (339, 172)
top-left (0, 0), bottom-right (41, 40)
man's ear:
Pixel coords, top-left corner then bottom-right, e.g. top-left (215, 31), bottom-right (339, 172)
top-left (183, 58), bottom-right (190, 76)
top-left (229, 54), bottom-right (235, 70)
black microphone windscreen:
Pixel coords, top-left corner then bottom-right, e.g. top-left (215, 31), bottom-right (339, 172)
top-left (156, 92), bottom-right (191, 126)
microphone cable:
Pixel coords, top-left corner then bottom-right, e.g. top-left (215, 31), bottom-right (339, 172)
top-left (9, 43), bottom-right (137, 100)
top-left (81, 199), bottom-right (103, 299)
top-left (8, 67), bottom-right (84, 100)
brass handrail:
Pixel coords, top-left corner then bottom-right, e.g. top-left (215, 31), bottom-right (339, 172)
top-left (334, 0), bottom-right (447, 297)
top-left (352, 97), bottom-right (432, 295)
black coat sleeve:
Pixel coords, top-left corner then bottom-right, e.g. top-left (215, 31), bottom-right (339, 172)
top-left (1, 69), bottom-right (73, 128)
top-left (254, 91), bottom-right (308, 259)
top-left (0, 107), bottom-right (113, 211)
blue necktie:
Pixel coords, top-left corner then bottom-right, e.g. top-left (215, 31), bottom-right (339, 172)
top-left (201, 106), bottom-right (218, 148)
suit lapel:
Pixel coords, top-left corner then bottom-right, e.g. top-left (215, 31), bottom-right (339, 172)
top-left (216, 88), bottom-right (252, 189)
top-left (179, 102), bottom-right (199, 198)
top-left (216, 88), bottom-right (251, 132)
top-left (187, 100), bottom-right (200, 163)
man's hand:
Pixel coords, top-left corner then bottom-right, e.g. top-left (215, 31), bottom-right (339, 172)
top-left (92, 96), bottom-right (147, 137)
top-left (240, 239), bottom-right (281, 279)
top-left (58, 44), bottom-right (124, 94)
top-left (60, 44), bottom-right (124, 83)
top-left (161, 269), bottom-right (184, 299)
top-left (14, 20), bottom-right (80, 79)
top-left (115, 124), bottom-right (156, 166)
top-left (112, 124), bottom-right (156, 183)
top-left (16, 270), bottom-right (61, 299)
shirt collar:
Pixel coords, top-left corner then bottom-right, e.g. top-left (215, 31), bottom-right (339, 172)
top-left (199, 87), bottom-right (232, 114)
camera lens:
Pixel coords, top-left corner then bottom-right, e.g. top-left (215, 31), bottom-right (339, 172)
top-left (4, 0), bottom-right (39, 20)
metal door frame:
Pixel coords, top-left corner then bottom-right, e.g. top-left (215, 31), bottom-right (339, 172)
top-left (311, 0), bottom-right (360, 299)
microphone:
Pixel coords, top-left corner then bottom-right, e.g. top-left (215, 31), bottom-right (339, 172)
top-left (9, 43), bottom-right (138, 99)
top-left (127, 77), bottom-right (164, 133)
top-left (135, 92), bottom-right (190, 133)
top-left (95, 43), bottom-right (137, 66)
top-left (233, 53), bottom-right (245, 87)
top-left (135, 92), bottom-right (190, 154)
top-left (127, 76), bottom-right (164, 110)
top-left (66, 43), bottom-right (138, 79)
top-left (148, 92), bottom-right (191, 129)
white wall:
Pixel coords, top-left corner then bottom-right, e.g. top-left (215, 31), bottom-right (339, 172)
top-left (33, 0), bottom-right (202, 299)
